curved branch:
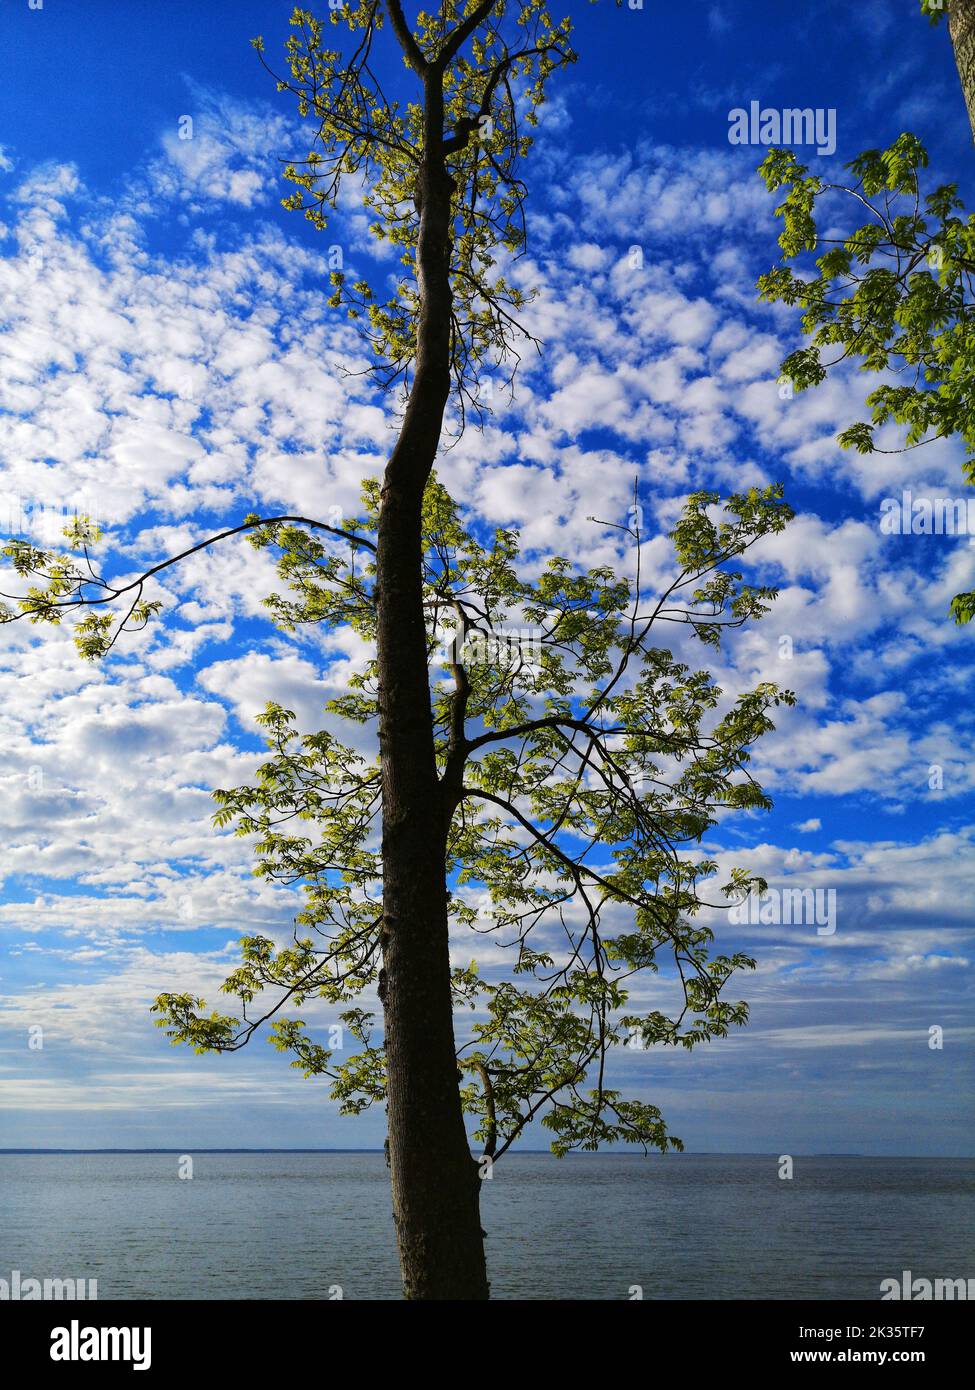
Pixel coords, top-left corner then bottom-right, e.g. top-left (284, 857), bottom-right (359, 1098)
top-left (437, 0), bottom-right (499, 68)
top-left (0, 513), bottom-right (376, 626)
top-left (384, 0), bottom-right (428, 74)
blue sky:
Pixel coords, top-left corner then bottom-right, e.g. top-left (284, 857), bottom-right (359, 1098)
top-left (0, 0), bottom-right (973, 1155)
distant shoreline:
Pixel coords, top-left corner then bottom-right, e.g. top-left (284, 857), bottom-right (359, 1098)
top-left (2, 1148), bottom-right (967, 1158)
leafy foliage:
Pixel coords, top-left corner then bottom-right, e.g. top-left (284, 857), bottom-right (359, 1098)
top-left (758, 134), bottom-right (975, 622)
top-left (0, 513), bottom-right (373, 659)
top-left (257, 1), bottom-right (621, 419)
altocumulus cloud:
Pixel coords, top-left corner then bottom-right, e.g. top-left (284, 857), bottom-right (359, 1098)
top-left (0, 77), bottom-right (972, 1153)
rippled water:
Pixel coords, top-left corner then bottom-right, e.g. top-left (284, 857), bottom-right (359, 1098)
top-left (1, 1152), bottom-right (971, 1300)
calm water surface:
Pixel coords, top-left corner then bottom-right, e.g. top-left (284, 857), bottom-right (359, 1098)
top-left (1, 1153), bottom-right (971, 1300)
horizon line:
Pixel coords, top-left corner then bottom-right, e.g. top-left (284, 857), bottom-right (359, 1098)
top-left (1, 1148), bottom-right (970, 1158)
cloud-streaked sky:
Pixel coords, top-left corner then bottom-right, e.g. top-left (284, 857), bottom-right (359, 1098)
top-left (0, 0), bottom-right (973, 1155)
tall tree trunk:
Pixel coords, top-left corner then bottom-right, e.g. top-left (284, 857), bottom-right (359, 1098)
top-left (374, 75), bottom-right (490, 1300)
top-left (948, 0), bottom-right (975, 142)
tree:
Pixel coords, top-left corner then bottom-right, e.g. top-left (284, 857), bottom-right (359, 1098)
top-left (757, 132), bottom-right (975, 621)
top-left (923, 0), bottom-right (975, 143)
top-left (1, 1), bottom-right (795, 1300)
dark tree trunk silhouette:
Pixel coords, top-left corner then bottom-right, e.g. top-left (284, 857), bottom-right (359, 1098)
top-left (375, 56), bottom-right (490, 1301)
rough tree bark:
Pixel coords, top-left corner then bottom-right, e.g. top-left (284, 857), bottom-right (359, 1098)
top-left (948, 0), bottom-right (975, 141)
top-left (375, 55), bottom-right (490, 1300)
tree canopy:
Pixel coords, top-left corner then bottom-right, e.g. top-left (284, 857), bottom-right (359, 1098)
top-left (758, 134), bottom-right (975, 621)
top-left (148, 476), bottom-right (794, 1160)
top-left (256, 1), bottom-right (616, 418)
